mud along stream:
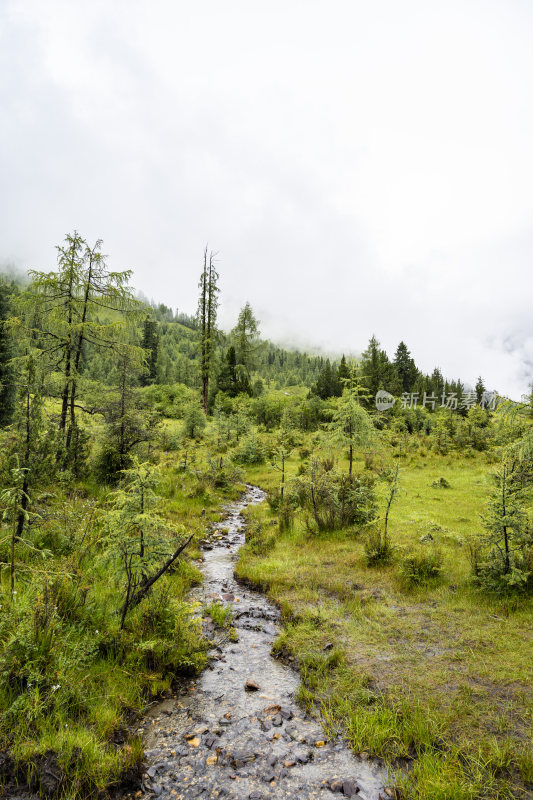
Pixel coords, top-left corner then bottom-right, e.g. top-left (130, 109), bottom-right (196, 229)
top-left (138, 485), bottom-right (387, 800)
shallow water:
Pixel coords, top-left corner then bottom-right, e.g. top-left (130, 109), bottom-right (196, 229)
top-left (141, 485), bottom-right (388, 800)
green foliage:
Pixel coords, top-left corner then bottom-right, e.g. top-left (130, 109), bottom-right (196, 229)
top-left (234, 431), bottom-right (265, 464)
top-left (140, 316), bottom-right (159, 385)
top-left (327, 375), bottom-right (376, 475)
top-left (364, 528), bottom-right (394, 565)
top-left (231, 302), bottom-right (260, 378)
top-left (201, 457), bottom-right (243, 489)
top-left (473, 455), bottom-right (532, 594)
top-left (0, 280), bottom-right (15, 427)
top-left (294, 460), bottom-right (377, 533)
top-left (399, 547), bottom-right (443, 587)
top-left (204, 600), bottom-right (233, 629)
top-left (182, 401), bottom-right (206, 440)
top-left (139, 383), bottom-right (197, 418)
top-left (245, 517), bottom-right (276, 556)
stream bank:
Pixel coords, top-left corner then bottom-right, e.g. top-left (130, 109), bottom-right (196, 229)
top-left (136, 485), bottom-right (388, 800)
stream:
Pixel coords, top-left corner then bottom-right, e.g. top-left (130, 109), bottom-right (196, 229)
top-left (139, 485), bottom-right (388, 800)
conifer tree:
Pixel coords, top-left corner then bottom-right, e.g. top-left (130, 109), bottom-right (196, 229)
top-left (141, 316), bottom-right (159, 385)
top-left (393, 341), bottom-right (419, 393)
top-left (360, 335), bottom-right (395, 404)
top-left (335, 354), bottom-right (350, 394)
top-left (197, 248), bottom-right (219, 413)
top-left (475, 376), bottom-right (486, 405)
top-left (231, 302), bottom-right (259, 379)
top-left (0, 280), bottom-right (15, 426)
top-left (328, 370), bottom-right (375, 476)
top-left (18, 232), bottom-right (141, 466)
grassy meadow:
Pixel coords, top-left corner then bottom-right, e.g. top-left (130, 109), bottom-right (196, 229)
top-left (237, 442), bottom-right (533, 800)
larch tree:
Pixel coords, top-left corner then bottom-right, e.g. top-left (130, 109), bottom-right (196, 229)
top-left (18, 232), bottom-right (141, 469)
top-left (0, 280), bottom-right (15, 426)
top-left (197, 247), bottom-right (219, 414)
top-left (231, 302), bottom-right (260, 380)
top-left (328, 369), bottom-right (375, 476)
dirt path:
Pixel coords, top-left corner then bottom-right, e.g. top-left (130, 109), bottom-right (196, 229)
top-left (139, 485), bottom-right (387, 800)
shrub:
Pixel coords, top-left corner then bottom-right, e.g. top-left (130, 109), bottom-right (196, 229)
top-left (364, 529), bottom-right (394, 566)
top-left (400, 548), bottom-right (443, 587)
top-left (278, 499), bottom-right (295, 532)
top-left (245, 518), bottom-right (276, 555)
top-left (294, 461), bottom-right (376, 533)
top-left (234, 433), bottom-right (265, 465)
top-left (203, 457), bottom-right (243, 489)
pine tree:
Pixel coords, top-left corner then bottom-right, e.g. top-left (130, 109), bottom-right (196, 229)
top-left (429, 367), bottom-right (445, 398)
top-left (336, 354), bottom-right (350, 393)
top-left (360, 336), bottom-right (395, 404)
top-left (475, 376), bottom-right (486, 405)
top-left (217, 346), bottom-right (239, 396)
top-left (393, 341), bottom-right (419, 393)
top-left (313, 359), bottom-right (335, 399)
top-left (141, 316), bottom-right (159, 385)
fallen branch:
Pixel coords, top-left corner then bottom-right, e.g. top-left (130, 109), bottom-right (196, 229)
top-left (124, 533), bottom-right (194, 615)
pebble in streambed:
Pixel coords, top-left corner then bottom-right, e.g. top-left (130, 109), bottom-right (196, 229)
top-left (136, 486), bottom-right (388, 800)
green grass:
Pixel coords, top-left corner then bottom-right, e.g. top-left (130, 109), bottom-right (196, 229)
top-left (237, 444), bottom-right (533, 799)
top-left (0, 432), bottom-right (245, 797)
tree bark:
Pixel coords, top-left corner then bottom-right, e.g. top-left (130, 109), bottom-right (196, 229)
top-left (125, 534), bottom-right (194, 615)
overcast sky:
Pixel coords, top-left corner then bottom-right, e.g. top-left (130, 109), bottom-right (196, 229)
top-left (1, 0), bottom-right (532, 399)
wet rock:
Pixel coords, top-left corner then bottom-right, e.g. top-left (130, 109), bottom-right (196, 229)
top-left (263, 704), bottom-right (281, 715)
top-left (343, 780), bottom-right (360, 796)
top-left (139, 487), bottom-right (386, 800)
top-left (194, 725), bottom-right (209, 734)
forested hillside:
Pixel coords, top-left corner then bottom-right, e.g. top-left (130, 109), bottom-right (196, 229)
top-left (0, 234), bottom-right (531, 800)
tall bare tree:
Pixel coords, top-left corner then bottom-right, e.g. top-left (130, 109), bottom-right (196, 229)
top-left (197, 247), bottom-right (219, 413)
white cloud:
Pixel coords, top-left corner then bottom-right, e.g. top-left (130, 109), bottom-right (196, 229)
top-left (1, 0), bottom-right (532, 398)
